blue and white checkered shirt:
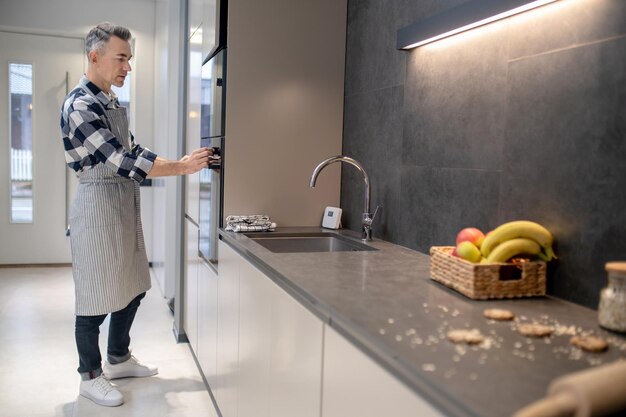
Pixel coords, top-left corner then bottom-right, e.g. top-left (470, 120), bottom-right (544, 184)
top-left (60, 75), bottom-right (156, 183)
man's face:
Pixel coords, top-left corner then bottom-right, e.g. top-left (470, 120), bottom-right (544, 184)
top-left (90, 35), bottom-right (132, 91)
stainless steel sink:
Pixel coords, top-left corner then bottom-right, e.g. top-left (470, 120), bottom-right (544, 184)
top-left (244, 232), bottom-right (378, 253)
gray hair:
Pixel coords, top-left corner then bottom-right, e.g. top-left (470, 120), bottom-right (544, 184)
top-left (85, 22), bottom-right (132, 56)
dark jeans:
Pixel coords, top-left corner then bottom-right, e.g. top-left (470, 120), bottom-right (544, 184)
top-left (75, 292), bottom-right (146, 380)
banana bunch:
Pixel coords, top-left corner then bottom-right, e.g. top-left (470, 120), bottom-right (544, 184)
top-left (481, 220), bottom-right (556, 263)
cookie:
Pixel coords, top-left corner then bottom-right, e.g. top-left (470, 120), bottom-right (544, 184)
top-left (483, 308), bottom-right (515, 321)
top-left (517, 323), bottom-right (552, 337)
top-left (447, 329), bottom-right (484, 345)
top-left (569, 335), bottom-right (608, 352)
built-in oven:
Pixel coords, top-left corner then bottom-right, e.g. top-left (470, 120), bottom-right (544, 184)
top-left (198, 47), bottom-right (226, 267)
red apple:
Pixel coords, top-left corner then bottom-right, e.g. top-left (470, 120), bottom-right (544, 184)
top-left (456, 227), bottom-right (485, 248)
top-left (456, 241), bottom-right (482, 263)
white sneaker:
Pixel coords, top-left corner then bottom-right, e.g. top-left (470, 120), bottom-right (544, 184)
top-left (104, 355), bottom-right (158, 379)
top-left (79, 375), bottom-right (124, 407)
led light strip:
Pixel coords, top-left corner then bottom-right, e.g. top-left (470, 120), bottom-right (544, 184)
top-left (397, 0), bottom-right (558, 50)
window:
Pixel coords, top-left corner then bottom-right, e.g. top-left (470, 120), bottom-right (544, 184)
top-left (9, 63), bottom-right (33, 223)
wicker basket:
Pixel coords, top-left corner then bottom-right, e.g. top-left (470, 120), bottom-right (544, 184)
top-left (429, 246), bottom-right (546, 300)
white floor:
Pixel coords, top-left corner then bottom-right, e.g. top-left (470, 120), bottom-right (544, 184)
top-left (0, 266), bottom-right (218, 417)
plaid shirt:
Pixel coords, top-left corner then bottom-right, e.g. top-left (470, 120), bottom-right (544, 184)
top-left (60, 76), bottom-right (156, 183)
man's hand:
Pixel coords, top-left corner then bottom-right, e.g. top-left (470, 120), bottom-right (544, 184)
top-left (147, 147), bottom-right (213, 178)
top-left (180, 147), bottom-right (213, 175)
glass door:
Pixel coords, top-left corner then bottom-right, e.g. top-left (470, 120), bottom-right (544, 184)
top-left (0, 31), bottom-right (83, 264)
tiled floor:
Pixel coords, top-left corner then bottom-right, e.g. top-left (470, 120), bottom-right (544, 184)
top-left (0, 266), bottom-right (218, 417)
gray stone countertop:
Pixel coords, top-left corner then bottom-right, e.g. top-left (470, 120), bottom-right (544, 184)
top-left (219, 227), bottom-right (626, 417)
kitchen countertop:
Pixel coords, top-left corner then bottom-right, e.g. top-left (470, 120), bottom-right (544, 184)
top-left (219, 227), bottom-right (626, 417)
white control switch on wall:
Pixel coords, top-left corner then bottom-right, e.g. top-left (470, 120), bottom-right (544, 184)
top-left (322, 207), bottom-right (342, 229)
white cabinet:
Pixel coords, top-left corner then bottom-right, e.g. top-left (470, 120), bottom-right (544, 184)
top-left (321, 326), bottom-right (445, 417)
top-left (215, 241), bottom-right (444, 417)
top-left (238, 260), bottom-right (272, 417)
top-left (221, 241), bottom-right (324, 417)
top-left (267, 273), bottom-right (323, 417)
top-left (184, 219), bottom-right (199, 352)
top-left (197, 260), bottom-right (218, 390)
top-left (216, 240), bottom-right (240, 417)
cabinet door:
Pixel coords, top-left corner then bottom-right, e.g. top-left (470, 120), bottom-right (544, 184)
top-left (185, 12), bottom-right (203, 223)
top-left (188, 0), bottom-right (203, 42)
top-left (238, 260), bottom-right (272, 417)
top-left (184, 219), bottom-right (199, 352)
top-left (203, 0), bottom-right (218, 59)
top-left (223, 242), bottom-right (325, 417)
top-left (322, 326), bottom-right (445, 417)
top-left (216, 240), bottom-right (240, 417)
top-left (198, 260), bottom-right (218, 389)
top-left (268, 281), bottom-right (323, 417)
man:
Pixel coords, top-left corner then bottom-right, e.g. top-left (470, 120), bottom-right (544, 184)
top-left (60, 22), bottom-right (212, 407)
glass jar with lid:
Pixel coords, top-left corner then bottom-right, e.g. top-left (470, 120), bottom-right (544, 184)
top-left (598, 262), bottom-right (626, 333)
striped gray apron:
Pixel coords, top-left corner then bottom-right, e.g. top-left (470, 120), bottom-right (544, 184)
top-left (69, 87), bottom-right (151, 316)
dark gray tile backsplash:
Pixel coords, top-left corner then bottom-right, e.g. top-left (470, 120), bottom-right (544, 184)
top-left (402, 32), bottom-right (509, 170)
top-left (341, 0), bottom-right (626, 308)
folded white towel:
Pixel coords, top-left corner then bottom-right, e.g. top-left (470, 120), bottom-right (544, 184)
top-left (225, 215), bottom-right (277, 233)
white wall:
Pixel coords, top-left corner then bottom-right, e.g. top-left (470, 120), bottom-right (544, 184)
top-left (0, 0), bottom-right (157, 155)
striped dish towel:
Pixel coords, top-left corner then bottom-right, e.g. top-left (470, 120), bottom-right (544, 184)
top-left (225, 215), bottom-right (277, 232)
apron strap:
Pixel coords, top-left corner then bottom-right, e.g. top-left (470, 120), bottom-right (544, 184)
top-left (78, 82), bottom-right (131, 151)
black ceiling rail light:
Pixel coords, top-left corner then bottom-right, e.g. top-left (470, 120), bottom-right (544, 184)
top-left (396, 0), bottom-right (559, 50)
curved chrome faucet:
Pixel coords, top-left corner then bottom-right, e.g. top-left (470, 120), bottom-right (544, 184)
top-left (310, 155), bottom-right (377, 241)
